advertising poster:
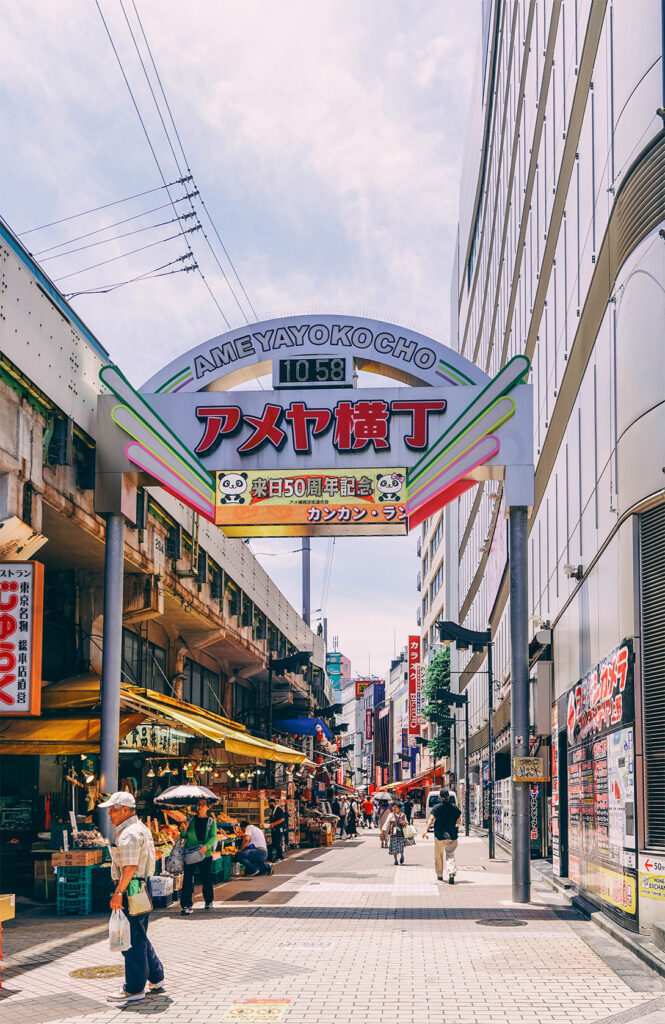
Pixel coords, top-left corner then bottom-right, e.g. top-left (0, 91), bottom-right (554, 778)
top-left (564, 639), bottom-right (638, 928)
top-left (551, 703), bottom-right (560, 875)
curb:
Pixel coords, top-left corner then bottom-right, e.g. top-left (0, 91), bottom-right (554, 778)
top-left (535, 865), bottom-right (665, 980)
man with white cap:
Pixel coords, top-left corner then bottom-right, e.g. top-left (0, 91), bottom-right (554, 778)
top-left (99, 791), bottom-right (164, 1005)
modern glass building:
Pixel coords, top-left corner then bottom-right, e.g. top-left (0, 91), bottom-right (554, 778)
top-left (446, 0), bottom-right (665, 934)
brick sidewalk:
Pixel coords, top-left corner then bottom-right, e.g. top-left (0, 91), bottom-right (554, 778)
top-left (1, 830), bottom-right (663, 1024)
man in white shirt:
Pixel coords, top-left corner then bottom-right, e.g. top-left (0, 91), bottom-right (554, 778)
top-left (234, 819), bottom-right (272, 876)
top-left (99, 791), bottom-right (164, 1006)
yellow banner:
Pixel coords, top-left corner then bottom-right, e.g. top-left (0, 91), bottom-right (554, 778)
top-left (587, 864), bottom-right (637, 914)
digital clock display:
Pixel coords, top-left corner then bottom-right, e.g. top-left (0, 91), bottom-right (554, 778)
top-left (276, 357), bottom-right (350, 388)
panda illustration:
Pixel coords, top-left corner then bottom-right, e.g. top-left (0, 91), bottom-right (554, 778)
top-left (217, 472), bottom-right (249, 504)
top-left (376, 472), bottom-right (405, 502)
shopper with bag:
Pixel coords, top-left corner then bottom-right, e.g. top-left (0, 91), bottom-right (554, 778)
top-left (179, 798), bottom-right (218, 915)
top-left (100, 792), bottom-right (164, 1007)
top-left (423, 788), bottom-right (461, 884)
top-left (385, 802), bottom-right (410, 865)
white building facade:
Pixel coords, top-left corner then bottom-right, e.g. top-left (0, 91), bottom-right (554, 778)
top-left (448, 0), bottom-right (665, 935)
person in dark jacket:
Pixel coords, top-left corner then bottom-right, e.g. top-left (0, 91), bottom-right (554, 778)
top-left (268, 798), bottom-right (286, 862)
top-left (180, 798), bottom-right (218, 914)
top-left (403, 798), bottom-right (414, 824)
top-left (423, 789), bottom-right (461, 884)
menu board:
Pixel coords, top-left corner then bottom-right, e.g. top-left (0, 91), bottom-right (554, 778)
top-left (563, 639), bottom-right (637, 929)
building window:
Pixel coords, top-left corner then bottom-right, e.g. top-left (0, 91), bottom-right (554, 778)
top-left (183, 657), bottom-right (220, 712)
top-left (429, 517), bottom-right (444, 559)
top-left (122, 628), bottom-right (168, 693)
top-left (429, 560), bottom-right (444, 601)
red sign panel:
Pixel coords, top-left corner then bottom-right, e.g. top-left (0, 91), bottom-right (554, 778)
top-left (365, 709), bottom-right (373, 740)
top-left (408, 634), bottom-right (420, 737)
top-left (0, 561), bottom-right (44, 716)
top-left (355, 679), bottom-right (371, 699)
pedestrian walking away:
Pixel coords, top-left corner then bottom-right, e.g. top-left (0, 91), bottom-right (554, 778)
top-left (346, 797), bottom-right (359, 837)
top-left (234, 820), bottom-right (272, 876)
top-left (385, 802), bottom-right (411, 865)
top-left (403, 797), bottom-right (414, 824)
top-left (423, 788), bottom-right (461, 883)
top-left (179, 798), bottom-right (218, 914)
top-left (100, 791), bottom-right (164, 1006)
top-left (377, 799), bottom-right (392, 848)
top-left (338, 797), bottom-right (349, 839)
top-left (268, 797), bottom-right (286, 862)
top-left (362, 797), bottom-right (374, 827)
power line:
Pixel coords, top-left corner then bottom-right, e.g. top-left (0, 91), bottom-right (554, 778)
top-left (32, 192), bottom-right (199, 255)
top-left (54, 225), bottom-right (201, 282)
top-left (64, 255), bottom-right (196, 298)
top-left (19, 180), bottom-right (186, 235)
top-left (94, 0), bottom-right (231, 329)
top-left (40, 212), bottom-right (196, 261)
top-left (129, 0), bottom-right (260, 323)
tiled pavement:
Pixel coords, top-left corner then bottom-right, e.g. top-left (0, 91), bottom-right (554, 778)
top-left (1, 830), bottom-right (664, 1024)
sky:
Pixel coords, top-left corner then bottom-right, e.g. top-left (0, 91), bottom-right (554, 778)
top-left (0, 0), bottom-right (480, 678)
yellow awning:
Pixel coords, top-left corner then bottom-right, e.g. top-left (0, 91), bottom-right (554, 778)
top-left (0, 712), bottom-right (144, 755)
top-left (118, 687), bottom-right (308, 765)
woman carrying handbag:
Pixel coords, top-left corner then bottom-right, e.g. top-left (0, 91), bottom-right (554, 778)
top-left (386, 802), bottom-right (410, 866)
top-left (179, 798), bottom-right (218, 914)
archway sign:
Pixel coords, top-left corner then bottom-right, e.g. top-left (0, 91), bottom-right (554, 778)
top-left (97, 315), bottom-right (533, 536)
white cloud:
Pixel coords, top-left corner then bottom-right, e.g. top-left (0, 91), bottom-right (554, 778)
top-left (0, 0), bottom-right (479, 677)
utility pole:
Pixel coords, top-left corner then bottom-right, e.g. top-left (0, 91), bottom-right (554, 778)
top-left (302, 538), bottom-right (311, 626)
top-left (509, 506), bottom-right (530, 903)
top-left (464, 696), bottom-right (470, 837)
top-left (99, 513), bottom-right (125, 837)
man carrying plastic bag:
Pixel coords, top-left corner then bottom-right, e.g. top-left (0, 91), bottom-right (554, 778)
top-left (100, 792), bottom-right (165, 1006)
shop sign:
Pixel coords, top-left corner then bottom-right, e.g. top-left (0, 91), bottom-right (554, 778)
top-left (221, 999), bottom-right (290, 1021)
top-left (375, 767), bottom-right (382, 789)
top-left (512, 757), bottom-right (548, 782)
top-left (124, 725), bottom-right (186, 754)
top-left (0, 561), bottom-right (43, 716)
top-left (408, 634), bottom-right (420, 737)
top-left (551, 702), bottom-right (561, 876)
top-left (355, 679), bottom-right (371, 699)
top-left (215, 467), bottom-right (407, 536)
top-left (562, 639), bottom-right (638, 924)
top-left (638, 854), bottom-right (665, 903)
top-left (365, 709), bottom-right (373, 740)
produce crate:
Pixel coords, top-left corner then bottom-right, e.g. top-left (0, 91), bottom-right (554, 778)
top-left (52, 850), bottom-right (102, 867)
top-left (153, 891), bottom-right (176, 909)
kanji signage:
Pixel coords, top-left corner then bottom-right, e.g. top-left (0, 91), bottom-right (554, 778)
top-left (98, 314), bottom-right (534, 538)
top-left (355, 679), bottom-right (371, 699)
top-left (215, 468), bottom-right (407, 536)
top-left (408, 635), bottom-right (420, 738)
top-left (365, 709), bottom-right (373, 741)
top-left (512, 757), bottom-right (548, 782)
top-left (0, 561), bottom-right (43, 716)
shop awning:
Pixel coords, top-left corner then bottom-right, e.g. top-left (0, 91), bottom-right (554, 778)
top-left (119, 688), bottom-right (308, 764)
top-left (274, 717), bottom-right (333, 740)
top-left (376, 766), bottom-right (442, 793)
top-left (0, 676), bottom-right (307, 764)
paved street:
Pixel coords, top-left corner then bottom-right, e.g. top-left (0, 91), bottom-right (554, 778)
top-left (1, 830), bottom-right (664, 1024)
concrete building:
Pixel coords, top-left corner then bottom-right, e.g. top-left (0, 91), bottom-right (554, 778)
top-left (446, 1), bottom-right (665, 935)
top-left (0, 215), bottom-right (327, 876)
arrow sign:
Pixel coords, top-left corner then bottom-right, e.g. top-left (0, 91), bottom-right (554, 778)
top-left (645, 859), bottom-right (653, 872)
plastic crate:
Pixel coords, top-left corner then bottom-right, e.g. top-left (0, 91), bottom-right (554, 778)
top-left (56, 865), bottom-right (94, 886)
top-left (153, 892), bottom-right (176, 909)
top-left (57, 890), bottom-right (92, 915)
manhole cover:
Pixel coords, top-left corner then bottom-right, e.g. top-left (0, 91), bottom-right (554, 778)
top-left (70, 965), bottom-right (125, 979)
top-left (476, 918), bottom-right (528, 927)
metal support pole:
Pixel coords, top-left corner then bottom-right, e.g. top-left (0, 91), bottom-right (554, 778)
top-left (99, 513), bottom-right (125, 838)
top-left (487, 640), bottom-right (495, 859)
top-left (464, 699), bottom-right (470, 837)
top-left (301, 538), bottom-right (311, 626)
top-left (267, 655), bottom-right (274, 788)
top-left (509, 505), bottom-right (531, 903)
top-left (452, 716), bottom-right (458, 783)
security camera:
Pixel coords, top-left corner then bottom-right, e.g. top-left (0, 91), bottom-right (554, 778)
top-left (563, 564), bottom-right (583, 580)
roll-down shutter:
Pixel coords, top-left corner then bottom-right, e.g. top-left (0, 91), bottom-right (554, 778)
top-left (640, 503), bottom-right (665, 847)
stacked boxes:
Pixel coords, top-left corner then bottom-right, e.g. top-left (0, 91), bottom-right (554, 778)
top-left (56, 865), bottom-right (93, 915)
top-left (91, 863), bottom-right (115, 912)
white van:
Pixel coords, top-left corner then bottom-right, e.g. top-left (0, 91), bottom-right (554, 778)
top-left (424, 789), bottom-right (457, 821)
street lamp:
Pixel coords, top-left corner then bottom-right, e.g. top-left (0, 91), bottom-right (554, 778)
top-left (437, 620), bottom-right (495, 858)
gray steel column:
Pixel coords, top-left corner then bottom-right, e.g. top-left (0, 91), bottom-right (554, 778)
top-left (99, 513), bottom-right (125, 837)
top-left (302, 537), bottom-right (311, 626)
top-left (464, 700), bottom-right (470, 837)
top-left (487, 639), bottom-right (495, 859)
top-left (509, 505), bottom-right (530, 902)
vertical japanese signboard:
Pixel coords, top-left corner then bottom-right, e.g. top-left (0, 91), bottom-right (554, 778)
top-left (365, 709), bottom-right (373, 741)
top-left (0, 561), bottom-right (44, 716)
top-left (563, 639), bottom-right (638, 929)
top-left (551, 702), bottom-right (561, 876)
top-left (408, 635), bottom-right (420, 738)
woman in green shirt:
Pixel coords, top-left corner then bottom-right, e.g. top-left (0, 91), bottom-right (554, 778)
top-left (180, 799), bottom-right (218, 914)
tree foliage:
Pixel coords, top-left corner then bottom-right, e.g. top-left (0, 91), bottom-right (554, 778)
top-left (422, 647), bottom-right (451, 759)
